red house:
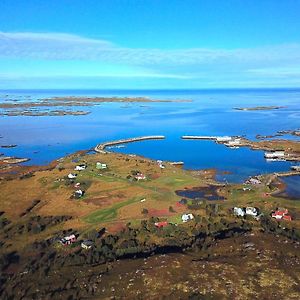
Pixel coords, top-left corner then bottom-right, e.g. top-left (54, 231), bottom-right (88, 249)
top-left (271, 209), bottom-right (292, 221)
top-left (154, 221), bottom-right (168, 228)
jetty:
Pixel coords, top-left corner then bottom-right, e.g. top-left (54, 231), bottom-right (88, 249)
top-left (95, 135), bottom-right (165, 153)
top-left (181, 136), bottom-right (219, 140)
top-left (181, 135), bottom-right (237, 143)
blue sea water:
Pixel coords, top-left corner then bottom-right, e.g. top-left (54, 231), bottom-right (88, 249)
top-left (0, 88), bottom-right (300, 182)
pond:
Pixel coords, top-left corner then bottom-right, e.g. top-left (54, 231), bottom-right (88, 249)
top-left (175, 185), bottom-right (225, 201)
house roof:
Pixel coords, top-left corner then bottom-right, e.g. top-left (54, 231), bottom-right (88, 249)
top-left (155, 221), bottom-right (168, 227)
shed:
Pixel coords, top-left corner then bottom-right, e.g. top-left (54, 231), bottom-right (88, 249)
top-left (81, 240), bottom-right (94, 249)
top-left (182, 213), bottom-right (194, 222)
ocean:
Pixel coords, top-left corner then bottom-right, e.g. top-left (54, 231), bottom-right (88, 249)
top-left (1, 88), bottom-right (300, 182)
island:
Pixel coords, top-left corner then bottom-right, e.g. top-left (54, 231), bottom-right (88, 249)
top-left (0, 97), bottom-right (191, 117)
top-left (234, 106), bottom-right (286, 111)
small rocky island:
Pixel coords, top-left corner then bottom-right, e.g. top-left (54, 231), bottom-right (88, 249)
top-left (234, 106), bottom-right (285, 111)
top-left (0, 97), bottom-right (191, 117)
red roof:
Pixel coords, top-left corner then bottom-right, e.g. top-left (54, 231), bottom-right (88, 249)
top-left (155, 221), bottom-right (168, 228)
top-left (282, 215), bottom-right (292, 221)
top-left (273, 211), bottom-right (285, 216)
top-left (273, 209), bottom-right (289, 215)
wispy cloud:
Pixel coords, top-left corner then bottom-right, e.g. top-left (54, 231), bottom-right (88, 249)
top-left (1, 32), bottom-right (300, 88)
top-left (1, 31), bottom-right (300, 67)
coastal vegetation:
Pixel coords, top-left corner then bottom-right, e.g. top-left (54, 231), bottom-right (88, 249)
top-left (0, 141), bottom-right (300, 298)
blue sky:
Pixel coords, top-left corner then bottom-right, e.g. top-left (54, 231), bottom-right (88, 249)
top-left (1, 0), bottom-right (300, 89)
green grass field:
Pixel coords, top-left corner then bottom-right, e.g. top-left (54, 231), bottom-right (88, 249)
top-left (83, 196), bottom-right (141, 223)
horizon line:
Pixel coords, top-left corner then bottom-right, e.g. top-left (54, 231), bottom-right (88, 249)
top-left (1, 87), bottom-right (300, 91)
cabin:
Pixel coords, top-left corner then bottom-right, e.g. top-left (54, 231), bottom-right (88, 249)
top-left (60, 234), bottom-right (76, 246)
top-left (154, 221), bottom-right (168, 228)
top-left (182, 213), bottom-right (194, 223)
top-left (74, 189), bottom-right (84, 199)
top-left (135, 173), bottom-right (146, 181)
top-left (272, 208), bottom-right (292, 221)
top-left (81, 240), bottom-right (94, 249)
top-left (245, 207), bottom-right (258, 216)
top-left (157, 160), bottom-right (165, 169)
top-left (234, 207), bottom-right (245, 217)
top-left (96, 162), bottom-right (107, 170)
top-left (68, 173), bottom-right (77, 179)
top-left (74, 164), bottom-right (87, 171)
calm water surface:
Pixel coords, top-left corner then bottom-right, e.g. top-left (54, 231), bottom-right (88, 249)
top-left (0, 88), bottom-right (300, 183)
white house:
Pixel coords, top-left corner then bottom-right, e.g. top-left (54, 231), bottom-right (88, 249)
top-left (234, 207), bottom-right (245, 217)
top-left (74, 189), bottom-right (84, 199)
top-left (264, 151), bottom-right (285, 159)
top-left (75, 164), bottom-right (87, 171)
top-left (245, 207), bottom-right (258, 216)
top-left (182, 213), bottom-right (194, 222)
top-left (68, 173), bottom-right (77, 179)
top-left (135, 173), bottom-right (146, 181)
top-left (96, 162), bottom-right (107, 170)
top-left (157, 160), bottom-right (165, 169)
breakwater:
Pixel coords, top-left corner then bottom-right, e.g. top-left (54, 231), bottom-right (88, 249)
top-left (181, 135), bottom-right (219, 140)
top-left (95, 135), bottom-right (166, 153)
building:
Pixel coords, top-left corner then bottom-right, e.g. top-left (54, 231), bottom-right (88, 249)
top-left (245, 207), bottom-right (258, 216)
top-left (272, 208), bottom-right (292, 221)
top-left (96, 162), bottom-right (107, 170)
top-left (182, 213), bottom-right (194, 222)
top-left (75, 164), bottom-right (87, 171)
top-left (264, 151), bottom-right (285, 159)
top-left (154, 221), bottom-right (168, 228)
top-left (234, 207), bottom-right (245, 217)
top-left (157, 160), bottom-right (165, 169)
top-left (216, 136), bottom-right (232, 142)
top-left (135, 173), bottom-right (146, 181)
top-left (68, 173), bottom-right (77, 179)
top-left (225, 138), bottom-right (241, 148)
top-left (74, 189), bottom-right (84, 199)
top-left (81, 240), bottom-right (94, 249)
top-left (291, 166), bottom-right (300, 171)
top-left (245, 177), bottom-right (262, 185)
top-left (60, 234), bottom-right (76, 246)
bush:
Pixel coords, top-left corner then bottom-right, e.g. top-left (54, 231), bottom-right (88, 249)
top-left (142, 208), bottom-right (149, 215)
top-left (169, 206), bottom-right (175, 213)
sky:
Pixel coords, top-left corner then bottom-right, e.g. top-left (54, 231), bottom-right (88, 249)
top-left (1, 0), bottom-right (300, 89)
